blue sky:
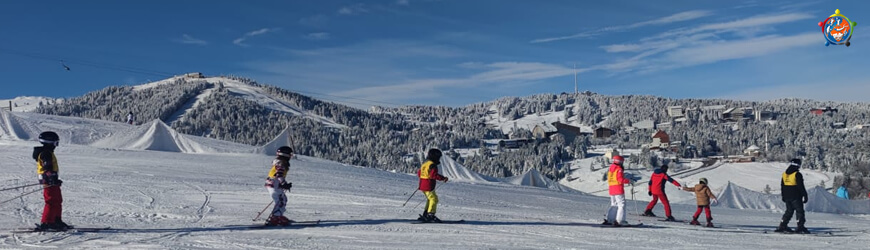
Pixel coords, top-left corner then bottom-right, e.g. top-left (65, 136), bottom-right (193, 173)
top-left (1, 0), bottom-right (869, 107)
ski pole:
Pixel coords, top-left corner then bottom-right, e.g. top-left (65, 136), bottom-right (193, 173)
top-left (0, 183), bottom-right (41, 192)
top-left (0, 187), bottom-right (44, 206)
top-left (252, 201), bottom-right (274, 221)
top-left (401, 189), bottom-right (418, 207)
top-left (631, 183), bottom-right (640, 219)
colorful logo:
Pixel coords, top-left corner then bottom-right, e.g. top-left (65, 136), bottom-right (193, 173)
top-left (819, 9), bottom-right (856, 47)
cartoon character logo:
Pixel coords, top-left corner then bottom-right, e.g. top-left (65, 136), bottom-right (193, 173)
top-left (819, 9), bottom-right (857, 47)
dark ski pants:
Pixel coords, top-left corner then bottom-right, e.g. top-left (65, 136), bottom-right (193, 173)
top-left (645, 193), bottom-right (672, 217)
top-left (41, 186), bottom-right (63, 224)
top-left (692, 205), bottom-right (712, 221)
top-left (781, 199), bottom-right (805, 227)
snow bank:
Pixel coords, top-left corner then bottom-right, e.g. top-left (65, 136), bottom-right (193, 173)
top-left (717, 182), bottom-right (870, 214)
top-left (257, 126), bottom-right (292, 155)
top-left (92, 119), bottom-right (254, 154)
top-left (439, 156), bottom-right (497, 183)
top-left (503, 168), bottom-right (570, 192)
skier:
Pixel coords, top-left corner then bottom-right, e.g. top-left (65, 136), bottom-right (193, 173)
top-left (417, 148), bottom-right (448, 223)
top-left (643, 164), bottom-right (681, 221)
top-left (603, 155), bottom-right (632, 226)
top-left (126, 112), bottom-right (134, 125)
top-left (264, 146), bottom-right (293, 226)
top-left (776, 159), bottom-right (809, 234)
top-left (836, 184), bottom-right (849, 199)
top-left (33, 131), bottom-right (70, 231)
top-left (682, 177), bottom-right (718, 227)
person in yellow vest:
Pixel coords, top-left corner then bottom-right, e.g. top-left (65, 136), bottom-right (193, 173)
top-left (264, 146), bottom-right (293, 226)
top-left (417, 149), bottom-right (448, 223)
top-left (775, 159), bottom-right (809, 234)
top-left (33, 131), bottom-right (70, 231)
top-left (603, 155), bottom-right (632, 226)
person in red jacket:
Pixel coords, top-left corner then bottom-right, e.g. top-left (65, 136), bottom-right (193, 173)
top-left (417, 148), bottom-right (448, 223)
top-left (643, 164), bottom-right (682, 221)
top-left (603, 155), bottom-right (632, 226)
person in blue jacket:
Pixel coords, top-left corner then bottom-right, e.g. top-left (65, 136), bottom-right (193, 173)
top-left (836, 184), bottom-right (849, 199)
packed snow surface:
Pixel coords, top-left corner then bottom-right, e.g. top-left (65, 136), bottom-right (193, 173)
top-left (1, 112), bottom-right (869, 249)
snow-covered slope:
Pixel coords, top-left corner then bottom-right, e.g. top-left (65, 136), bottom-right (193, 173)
top-left (135, 76), bottom-right (346, 129)
top-left (91, 119), bottom-right (254, 154)
top-left (0, 96), bottom-right (61, 112)
top-left (718, 182), bottom-right (870, 214)
top-left (502, 168), bottom-right (571, 192)
top-left (439, 156), bottom-right (497, 183)
top-left (1, 113), bottom-right (870, 249)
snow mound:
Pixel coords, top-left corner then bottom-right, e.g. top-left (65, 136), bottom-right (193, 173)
top-left (717, 182), bottom-right (870, 214)
top-left (92, 119), bottom-right (254, 154)
top-left (0, 110), bottom-right (29, 140)
top-left (503, 168), bottom-right (570, 191)
top-left (257, 126), bottom-right (292, 155)
top-left (439, 156), bottom-right (497, 183)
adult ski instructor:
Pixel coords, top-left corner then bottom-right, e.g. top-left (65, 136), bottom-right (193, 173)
top-left (776, 158), bottom-right (809, 234)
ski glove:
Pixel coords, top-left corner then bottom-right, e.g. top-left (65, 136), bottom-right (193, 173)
top-left (443, 177), bottom-right (449, 182)
top-left (280, 182), bottom-right (292, 190)
top-left (41, 171), bottom-right (61, 186)
top-left (712, 198), bottom-right (718, 206)
top-left (802, 196), bottom-right (808, 204)
top-left (648, 191), bottom-right (652, 196)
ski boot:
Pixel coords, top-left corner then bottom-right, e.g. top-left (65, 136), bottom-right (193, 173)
top-left (642, 209), bottom-right (656, 217)
top-left (34, 223), bottom-right (52, 232)
top-left (705, 217), bottom-right (714, 227)
top-left (51, 218), bottom-right (72, 231)
top-left (664, 216), bottom-right (677, 222)
top-left (602, 219), bottom-right (610, 225)
top-left (689, 216), bottom-right (700, 225)
top-left (266, 215), bottom-right (291, 226)
top-left (611, 221), bottom-right (621, 227)
top-left (426, 213), bottom-right (441, 223)
top-left (795, 225), bottom-right (810, 234)
top-left (774, 221), bottom-right (793, 233)
top-left (417, 214), bottom-right (429, 222)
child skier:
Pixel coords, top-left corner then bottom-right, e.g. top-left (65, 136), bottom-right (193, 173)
top-left (264, 146), bottom-right (293, 226)
top-left (417, 148), bottom-right (448, 223)
top-left (33, 131), bottom-right (70, 231)
top-left (643, 164), bottom-right (682, 221)
top-left (603, 155), bottom-right (632, 226)
top-left (682, 177), bottom-right (718, 227)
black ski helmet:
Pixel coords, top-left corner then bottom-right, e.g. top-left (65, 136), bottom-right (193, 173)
top-left (38, 131), bottom-right (60, 146)
top-left (277, 146), bottom-right (293, 157)
top-left (789, 158), bottom-right (802, 168)
top-left (426, 148), bottom-right (442, 163)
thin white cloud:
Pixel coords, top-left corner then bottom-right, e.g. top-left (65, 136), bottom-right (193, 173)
top-left (531, 10), bottom-right (712, 43)
top-left (233, 28), bottom-right (278, 47)
top-left (594, 13), bottom-right (817, 74)
top-left (303, 32), bottom-right (331, 40)
top-left (338, 4), bottom-right (369, 15)
top-left (332, 62), bottom-right (575, 103)
top-left (174, 34), bottom-right (208, 45)
top-left (396, 0), bottom-right (410, 6)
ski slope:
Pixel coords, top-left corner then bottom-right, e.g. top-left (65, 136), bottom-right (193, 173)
top-left (1, 113), bottom-right (869, 249)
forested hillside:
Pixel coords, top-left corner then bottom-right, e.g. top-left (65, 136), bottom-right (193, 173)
top-left (35, 77), bottom-right (870, 198)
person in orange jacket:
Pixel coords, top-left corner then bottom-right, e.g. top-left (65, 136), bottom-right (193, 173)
top-left (417, 148), bottom-right (448, 223)
top-left (603, 155), bottom-right (632, 226)
top-left (643, 164), bottom-right (682, 221)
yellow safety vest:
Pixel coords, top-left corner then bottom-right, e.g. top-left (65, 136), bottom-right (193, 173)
top-left (782, 172), bottom-right (798, 186)
top-left (37, 153), bottom-right (58, 175)
top-left (420, 161), bottom-right (435, 179)
top-left (608, 168), bottom-right (621, 186)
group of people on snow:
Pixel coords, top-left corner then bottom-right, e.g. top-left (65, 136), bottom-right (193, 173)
top-left (25, 130), bottom-right (809, 233)
top-left (601, 154), bottom-right (809, 233)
